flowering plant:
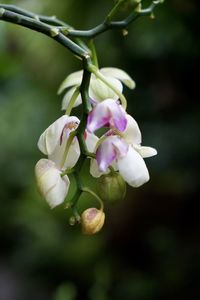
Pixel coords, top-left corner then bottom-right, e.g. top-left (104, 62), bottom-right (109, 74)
top-left (0, 0), bottom-right (164, 234)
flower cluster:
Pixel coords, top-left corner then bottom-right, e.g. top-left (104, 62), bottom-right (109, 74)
top-left (35, 67), bottom-right (157, 235)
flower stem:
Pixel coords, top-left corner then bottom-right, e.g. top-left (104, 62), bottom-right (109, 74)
top-left (0, 1), bottom-right (164, 41)
top-left (106, 0), bottom-right (127, 23)
top-left (0, 6), bottom-right (88, 59)
top-left (88, 39), bottom-right (99, 68)
top-left (81, 187), bottom-right (104, 210)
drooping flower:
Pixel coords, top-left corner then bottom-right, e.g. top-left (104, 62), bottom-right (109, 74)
top-left (87, 98), bottom-right (127, 133)
top-left (35, 159), bottom-right (70, 209)
top-left (58, 67), bottom-right (135, 110)
top-left (90, 113), bottom-right (157, 187)
top-left (35, 115), bottom-right (99, 208)
top-left (35, 115), bottom-right (80, 208)
top-left (37, 115), bottom-right (80, 170)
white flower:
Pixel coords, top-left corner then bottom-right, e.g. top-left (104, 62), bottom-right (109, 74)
top-left (36, 115), bottom-right (80, 208)
top-left (87, 98), bottom-right (127, 133)
top-left (37, 115), bottom-right (80, 170)
top-left (58, 67), bottom-right (135, 110)
top-left (35, 159), bottom-right (70, 209)
top-left (36, 115), bottom-right (99, 208)
top-left (90, 112), bottom-right (157, 188)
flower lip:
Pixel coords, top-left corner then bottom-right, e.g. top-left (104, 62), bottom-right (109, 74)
top-left (96, 136), bottom-right (129, 172)
top-left (38, 115), bottom-right (79, 155)
top-left (38, 115), bottom-right (81, 171)
top-left (59, 120), bottom-right (79, 145)
top-left (91, 113), bottom-right (157, 188)
top-left (87, 99), bottom-right (127, 134)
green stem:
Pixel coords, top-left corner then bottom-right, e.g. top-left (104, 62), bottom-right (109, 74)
top-left (66, 1), bottom-right (163, 38)
top-left (81, 187), bottom-right (104, 210)
top-left (61, 167), bottom-right (75, 177)
top-left (0, 1), bottom-right (163, 41)
top-left (68, 187), bottom-right (82, 223)
top-left (0, 7), bottom-right (88, 59)
top-left (0, 4), bottom-right (90, 51)
top-left (76, 59), bottom-right (92, 155)
top-left (88, 39), bottom-right (99, 68)
top-left (106, 0), bottom-right (127, 23)
top-left (0, 4), bottom-right (69, 26)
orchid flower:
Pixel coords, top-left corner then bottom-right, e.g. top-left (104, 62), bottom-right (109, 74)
top-left (58, 67), bottom-right (135, 110)
top-left (35, 159), bottom-right (70, 209)
top-left (88, 103), bottom-right (157, 187)
top-left (37, 115), bottom-right (80, 170)
top-left (35, 115), bottom-right (99, 208)
top-left (87, 98), bottom-right (127, 133)
top-left (35, 115), bottom-right (80, 208)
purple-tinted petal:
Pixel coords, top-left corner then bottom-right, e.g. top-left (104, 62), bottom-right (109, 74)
top-left (60, 116), bottom-right (80, 145)
top-left (110, 103), bottom-right (127, 132)
top-left (96, 136), bottom-right (128, 172)
top-left (87, 99), bottom-right (127, 133)
top-left (38, 115), bottom-right (69, 155)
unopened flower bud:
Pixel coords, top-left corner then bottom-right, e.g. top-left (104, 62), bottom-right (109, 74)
top-left (35, 159), bottom-right (70, 208)
top-left (97, 173), bottom-right (126, 204)
top-left (81, 208), bottom-right (105, 235)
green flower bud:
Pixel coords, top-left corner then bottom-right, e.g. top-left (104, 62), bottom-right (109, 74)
top-left (81, 208), bottom-right (105, 235)
top-left (97, 173), bottom-right (126, 204)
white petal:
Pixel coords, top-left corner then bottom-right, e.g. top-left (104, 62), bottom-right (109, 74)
top-left (85, 132), bottom-right (99, 153)
top-left (49, 136), bottom-right (80, 170)
top-left (61, 86), bottom-right (82, 110)
top-left (37, 115), bottom-right (69, 155)
top-left (35, 159), bottom-right (70, 208)
top-left (134, 145), bottom-right (157, 158)
top-left (90, 158), bottom-right (117, 178)
top-left (58, 70), bottom-right (83, 94)
top-left (123, 114), bottom-right (142, 145)
top-left (63, 137), bottom-right (80, 169)
top-left (90, 158), bottom-right (103, 178)
top-left (89, 77), bottom-right (123, 101)
top-left (117, 146), bottom-right (149, 187)
top-left (100, 67), bottom-right (136, 89)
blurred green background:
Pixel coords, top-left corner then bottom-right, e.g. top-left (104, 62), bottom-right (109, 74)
top-left (0, 0), bottom-right (199, 299)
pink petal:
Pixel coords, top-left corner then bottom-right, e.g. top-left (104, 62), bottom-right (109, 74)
top-left (59, 116), bottom-right (79, 145)
top-left (96, 136), bottom-right (128, 172)
top-left (87, 99), bottom-right (127, 133)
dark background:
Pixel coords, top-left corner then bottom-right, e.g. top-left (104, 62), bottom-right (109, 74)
top-left (0, 0), bottom-right (199, 299)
